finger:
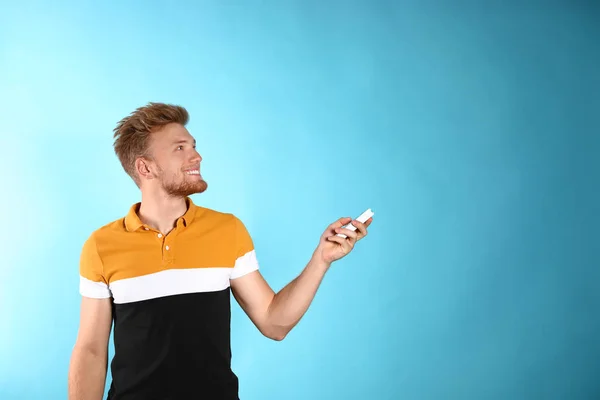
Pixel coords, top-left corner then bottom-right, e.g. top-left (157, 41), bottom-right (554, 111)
top-left (327, 234), bottom-right (345, 244)
top-left (326, 235), bottom-right (353, 253)
top-left (334, 227), bottom-right (358, 241)
top-left (349, 220), bottom-right (367, 238)
top-left (330, 217), bottom-right (352, 230)
top-left (324, 217), bottom-right (352, 236)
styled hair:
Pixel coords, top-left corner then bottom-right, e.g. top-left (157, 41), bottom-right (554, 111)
top-left (113, 102), bottom-right (189, 186)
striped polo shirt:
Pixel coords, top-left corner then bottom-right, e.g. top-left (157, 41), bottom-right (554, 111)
top-left (78, 197), bottom-right (259, 400)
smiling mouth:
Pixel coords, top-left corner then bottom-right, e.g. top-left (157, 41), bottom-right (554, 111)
top-left (184, 169), bottom-right (200, 175)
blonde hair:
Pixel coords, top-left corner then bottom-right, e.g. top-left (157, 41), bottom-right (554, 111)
top-left (113, 102), bottom-right (189, 186)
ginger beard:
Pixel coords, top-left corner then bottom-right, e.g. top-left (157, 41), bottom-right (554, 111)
top-left (155, 163), bottom-right (208, 197)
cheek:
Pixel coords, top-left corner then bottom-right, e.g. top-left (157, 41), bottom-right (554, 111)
top-left (168, 169), bottom-right (184, 180)
top-left (160, 160), bottom-right (182, 177)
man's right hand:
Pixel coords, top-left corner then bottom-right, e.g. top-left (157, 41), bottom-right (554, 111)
top-left (68, 297), bottom-right (113, 400)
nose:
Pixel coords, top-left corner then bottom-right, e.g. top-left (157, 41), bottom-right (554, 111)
top-left (190, 149), bottom-right (202, 163)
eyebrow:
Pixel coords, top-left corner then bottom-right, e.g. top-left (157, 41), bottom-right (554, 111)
top-left (173, 139), bottom-right (196, 146)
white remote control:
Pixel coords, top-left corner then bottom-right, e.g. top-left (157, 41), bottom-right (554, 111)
top-left (336, 208), bottom-right (374, 238)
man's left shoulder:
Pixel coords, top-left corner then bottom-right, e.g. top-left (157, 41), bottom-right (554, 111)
top-left (194, 205), bottom-right (241, 227)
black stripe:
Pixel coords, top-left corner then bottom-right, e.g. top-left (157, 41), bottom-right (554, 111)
top-left (107, 288), bottom-right (239, 399)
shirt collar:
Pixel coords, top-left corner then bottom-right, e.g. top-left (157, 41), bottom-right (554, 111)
top-left (124, 196), bottom-right (198, 232)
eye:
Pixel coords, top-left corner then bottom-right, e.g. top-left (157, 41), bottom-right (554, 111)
top-left (176, 145), bottom-right (184, 150)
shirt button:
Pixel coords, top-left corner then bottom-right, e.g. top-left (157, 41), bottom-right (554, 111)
top-left (165, 245), bottom-right (170, 250)
top-left (144, 227), bottom-right (149, 230)
top-left (157, 233), bottom-right (163, 238)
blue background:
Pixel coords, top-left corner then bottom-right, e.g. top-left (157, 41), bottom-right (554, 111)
top-left (1, 1), bottom-right (599, 399)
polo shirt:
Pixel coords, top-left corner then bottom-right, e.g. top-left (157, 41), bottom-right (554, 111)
top-left (78, 197), bottom-right (259, 400)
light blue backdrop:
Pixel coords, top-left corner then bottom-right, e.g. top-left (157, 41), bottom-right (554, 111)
top-left (1, 1), bottom-right (598, 399)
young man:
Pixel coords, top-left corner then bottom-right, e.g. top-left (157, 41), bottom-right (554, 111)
top-left (67, 102), bottom-right (373, 400)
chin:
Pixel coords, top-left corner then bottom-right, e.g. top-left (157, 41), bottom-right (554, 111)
top-left (163, 179), bottom-right (208, 197)
top-left (187, 181), bottom-right (208, 196)
top-left (195, 181), bottom-right (208, 194)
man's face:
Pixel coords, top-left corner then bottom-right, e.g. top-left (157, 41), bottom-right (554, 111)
top-left (144, 123), bottom-right (207, 197)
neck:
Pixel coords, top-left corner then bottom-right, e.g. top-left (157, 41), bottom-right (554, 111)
top-left (138, 190), bottom-right (189, 235)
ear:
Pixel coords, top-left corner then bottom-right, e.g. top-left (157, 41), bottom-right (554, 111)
top-left (135, 157), bottom-right (156, 181)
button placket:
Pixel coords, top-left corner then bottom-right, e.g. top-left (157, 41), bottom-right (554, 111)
top-left (160, 231), bottom-right (176, 266)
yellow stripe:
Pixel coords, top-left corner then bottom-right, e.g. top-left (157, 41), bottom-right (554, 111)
top-left (79, 199), bottom-right (257, 289)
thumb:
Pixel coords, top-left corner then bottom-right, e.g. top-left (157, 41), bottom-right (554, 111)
top-left (331, 217), bottom-right (352, 230)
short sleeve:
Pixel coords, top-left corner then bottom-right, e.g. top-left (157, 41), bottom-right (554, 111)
top-left (79, 233), bottom-right (112, 298)
top-left (230, 216), bottom-right (260, 280)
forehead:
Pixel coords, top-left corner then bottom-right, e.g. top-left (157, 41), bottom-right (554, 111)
top-left (150, 123), bottom-right (195, 147)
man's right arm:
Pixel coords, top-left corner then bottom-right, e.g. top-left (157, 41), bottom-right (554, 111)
top-left (68, 296), bottom-right (113, 400)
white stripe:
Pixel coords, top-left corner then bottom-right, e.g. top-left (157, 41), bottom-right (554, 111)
top-left (231, 249), bottom-right (260, 279)
top-left (109, 267), bottom-right (232, 304)
top-left (80, 276), bottom-right (112, 298)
